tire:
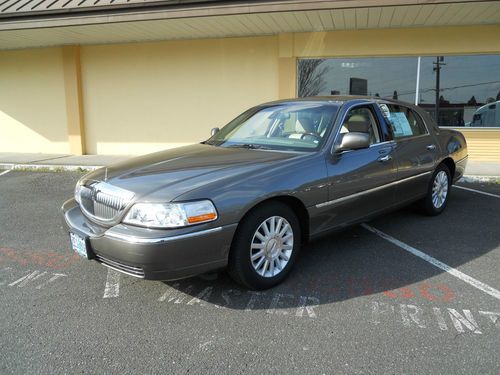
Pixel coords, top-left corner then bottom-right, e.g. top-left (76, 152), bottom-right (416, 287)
top-left (417, 163), bottom-right (451, 216)
top-left (227, 202), bottom-right (301, 290)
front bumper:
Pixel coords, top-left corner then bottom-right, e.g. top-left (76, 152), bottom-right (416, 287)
top-left (62, 199), bottom-right (237, 280)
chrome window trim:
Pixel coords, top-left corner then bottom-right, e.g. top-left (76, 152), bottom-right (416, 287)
top-left (315, 171), bottom-right (432, 208)
top-left (105, 226), bottom-right (223, 244)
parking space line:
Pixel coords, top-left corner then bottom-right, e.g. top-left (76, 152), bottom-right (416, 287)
top-left (103, 268), bottom-right (121, 298)
top-left (455, 185), bottom-right (500, 199)
top-left (0, 170), bottom-right (11, 176)
top-left (361, 224), bottom-right (500, 302)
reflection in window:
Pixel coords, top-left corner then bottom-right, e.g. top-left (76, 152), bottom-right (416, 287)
top-left (297, 55), bottom-right (500, 128)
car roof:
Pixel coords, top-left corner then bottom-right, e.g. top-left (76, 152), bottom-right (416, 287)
top-left (259, 95), bottom-right (417, 108)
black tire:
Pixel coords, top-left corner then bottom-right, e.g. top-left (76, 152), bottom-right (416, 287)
top-left (227, 202), bottom-right (301, 290)
top-left (417, 163), bottom-right (451, 216)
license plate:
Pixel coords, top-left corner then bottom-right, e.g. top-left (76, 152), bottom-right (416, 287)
top-left (70, 232), bottom-right (89, 259)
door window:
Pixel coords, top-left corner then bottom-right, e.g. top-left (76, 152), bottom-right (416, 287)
top-left (339, 107), bottom-right (381, 145)
top-left (379, 104), bottom-right (428, 139)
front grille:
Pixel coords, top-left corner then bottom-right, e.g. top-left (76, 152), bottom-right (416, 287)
top-left (79, 181), bottom-right (134, 222)
top-left (95, 254), bottom-right (145, 278)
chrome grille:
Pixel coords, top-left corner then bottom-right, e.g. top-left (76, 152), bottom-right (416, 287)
top-left (79, 181), bottom-right (134, 222)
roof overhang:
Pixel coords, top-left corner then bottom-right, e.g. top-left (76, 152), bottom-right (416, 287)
top-left (0, 0), bottom-right (499, 50)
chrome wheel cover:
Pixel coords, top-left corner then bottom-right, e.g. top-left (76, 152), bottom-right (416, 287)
top-left (250, 216), bottom-right (294, 278)
top-left (432, 170), bottom-right (449, 209)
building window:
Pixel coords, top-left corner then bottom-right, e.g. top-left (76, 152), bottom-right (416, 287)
top-left (297, 55), bottom-right (500, 128)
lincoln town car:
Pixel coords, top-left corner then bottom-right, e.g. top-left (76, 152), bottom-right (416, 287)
top-left (62, 97), bottom-right (468, 289)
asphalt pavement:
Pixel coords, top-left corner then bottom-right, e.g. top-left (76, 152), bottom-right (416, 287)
top-left (0, 170), bottom-right (499, 374)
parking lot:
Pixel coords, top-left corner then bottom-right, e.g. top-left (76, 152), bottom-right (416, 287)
top-left (0, 170), bottom-right (499, 374)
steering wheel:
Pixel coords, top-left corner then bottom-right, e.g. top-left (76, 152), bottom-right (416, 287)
top-left (300, 132), bottom-right (322, 141)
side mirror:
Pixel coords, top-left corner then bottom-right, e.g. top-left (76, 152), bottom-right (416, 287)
top-left (335, 132), bottom-right (370, 153)
top-left (211, 127), bottom-right (220, 136)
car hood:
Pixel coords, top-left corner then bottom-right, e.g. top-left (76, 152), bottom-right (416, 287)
top-left (82, 144), bottom-right (302, 202)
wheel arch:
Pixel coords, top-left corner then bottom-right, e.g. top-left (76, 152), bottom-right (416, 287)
top-left (439, 157), bottom-right (456, 180)
top-left (235, 195), bottom-right (310, 245)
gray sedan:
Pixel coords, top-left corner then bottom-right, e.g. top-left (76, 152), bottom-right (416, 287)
top-left (62, 96), bottom-right (468, 289)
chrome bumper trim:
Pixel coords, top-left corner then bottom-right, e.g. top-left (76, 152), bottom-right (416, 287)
top-left (104, 226), bottom-right (224, 244)
top-left (95, 256), bottom-right (145, 279)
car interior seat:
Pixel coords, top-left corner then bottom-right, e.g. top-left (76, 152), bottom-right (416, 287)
top-left (344, 114), bottom-right (377, 144)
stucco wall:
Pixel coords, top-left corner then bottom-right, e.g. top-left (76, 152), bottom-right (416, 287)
top-left (80, 36), bottom-right (279, 155)
top-left (0, 48), bottom-right (69, 154)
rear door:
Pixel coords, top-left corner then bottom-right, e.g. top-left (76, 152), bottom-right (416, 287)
top-left (379, 103), bottom-right (438, 204)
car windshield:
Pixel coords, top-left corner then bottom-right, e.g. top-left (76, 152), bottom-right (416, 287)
top-left (204, 103), bottom-right (339, 152)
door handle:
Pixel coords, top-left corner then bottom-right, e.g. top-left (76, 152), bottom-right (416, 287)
top-left (378, 155), bottom-right (392, 162)
top-left (426, 144), bottom-right (436, 151)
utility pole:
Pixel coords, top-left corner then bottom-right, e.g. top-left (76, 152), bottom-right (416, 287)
top-left (433, 56), bottom-right (446, 125)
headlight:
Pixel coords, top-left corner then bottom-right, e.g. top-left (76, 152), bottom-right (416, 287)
top-left (74, 180), bottom-right (83, 204)
top-left (123, 200), bottom-right (218, 228)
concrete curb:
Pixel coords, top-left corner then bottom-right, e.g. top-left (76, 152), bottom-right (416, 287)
top-left (0, 163), bottom-right (101, 172)
top-left (1, 163), bottom-right (499, 183)
top-left (459, 175), bottom-right (500, 184)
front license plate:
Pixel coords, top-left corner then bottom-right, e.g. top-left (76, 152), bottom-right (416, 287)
top-left (70, 232), bottom-right (89, 259)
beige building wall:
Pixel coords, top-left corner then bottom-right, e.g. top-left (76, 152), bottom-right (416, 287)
top-left (0, 48), bottom-right (69, 154)
top-left (80, 36), bottom-right (279, 155)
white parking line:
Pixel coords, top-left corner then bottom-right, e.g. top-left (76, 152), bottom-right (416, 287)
top-left (455, 185), bottom-right (500, 199)
top-left (0, 170), bottom-right (11, 176)
top-left (361, 224), bottom-right (500, 302)
top-left (103, 268), bottom-right (121, 298)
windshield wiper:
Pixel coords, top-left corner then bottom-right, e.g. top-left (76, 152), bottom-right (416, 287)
top-left (226, 143), bottom-right (270, 150)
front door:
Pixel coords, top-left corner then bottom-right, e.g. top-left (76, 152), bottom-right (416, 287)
top-left (321, 104), bottom-right (398, 230)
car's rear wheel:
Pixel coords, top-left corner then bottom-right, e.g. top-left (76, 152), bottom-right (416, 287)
top-left (418, 163), bottom-right (451, 216)
top-left (227, 202), bottom-right (301, 290)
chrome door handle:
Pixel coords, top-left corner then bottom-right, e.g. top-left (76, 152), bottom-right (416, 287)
top-left (378, 155), bottom-right (392, 162)
top-left (426, 144), bottom-right (436, 151)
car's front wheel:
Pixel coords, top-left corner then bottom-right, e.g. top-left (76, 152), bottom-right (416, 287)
top-left (228, 202), bottom-right (301, 290)
top-left (418, 163), bottom-right (451, 216)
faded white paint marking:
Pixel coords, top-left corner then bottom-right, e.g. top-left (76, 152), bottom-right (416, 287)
top-left (447, 308), bottom-right (482, 334)
top-left (370, 302), bottom-right (395, 325)
top-left (187, 287), bottom-right (213, 306)
top-left (455, 185), bottom-right (500, 199)
top-left (0, 170), bottom-right (11, 176)
top-left (433, 307), bottom-right (448, 331)
top-left (220, 289), bottom-right (241, 309)
top-left (479, 311), bottom-right (500, 327)
top-left (9, 270), bottom-right (41, 287)
top-left (371, 301), bottom-right (499, 334)
top-left (36, 273), bottom-right (66, 289)
top-left (103, 268), bottom-right (121, 298)
top-left (267, 293), bottom-right (294, 315)
top-left (362, 224), bottom-right (500, 301)
top-left (245, 291), bottom-right (264, 311)
top-left (400, 304), bottom-right (426, 328)
top-left (295, 296), bottom-right (320, 318)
